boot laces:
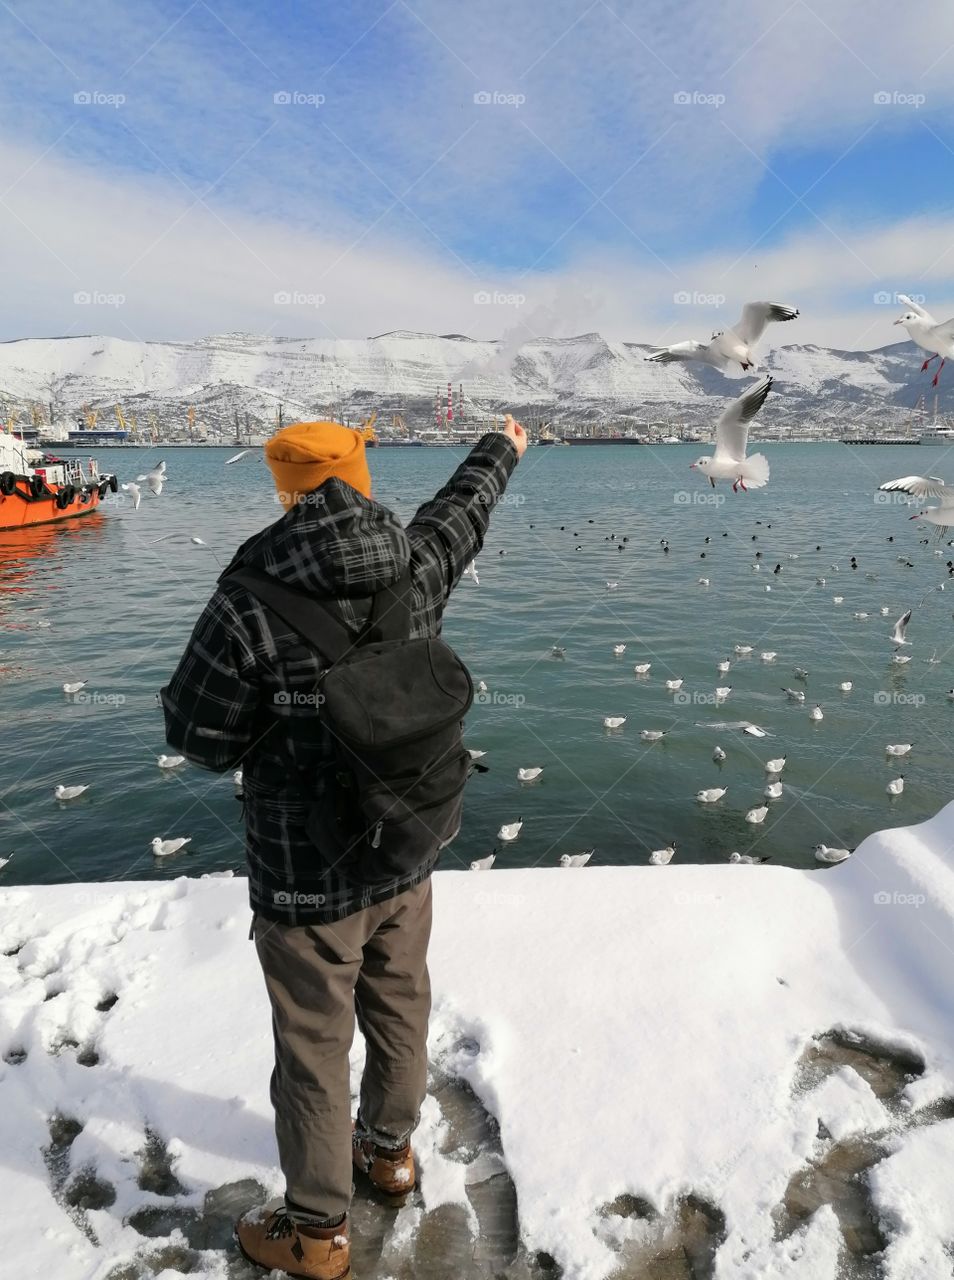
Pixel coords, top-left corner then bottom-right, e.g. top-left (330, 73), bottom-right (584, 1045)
top-left (265, 1210), bottom-right (296, 1241)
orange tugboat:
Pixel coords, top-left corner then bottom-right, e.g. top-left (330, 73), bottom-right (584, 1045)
top-left (0, 433), bottom-right (118, 531)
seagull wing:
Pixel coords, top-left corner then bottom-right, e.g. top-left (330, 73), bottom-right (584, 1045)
top-left (879, 474), bottom-right (950, 499)
top-left (734, 302), bottom-right (799, 343)
top-left (929, 315), bottom-right (954, 341)
top-left (713, 375), bottom-right (773, 461)
top-left (897, 294), bottom-right (935, 322)
top-left (891, 609), bottom-right (912, 643)
top-left (646, 339), bottom-right (726, 369)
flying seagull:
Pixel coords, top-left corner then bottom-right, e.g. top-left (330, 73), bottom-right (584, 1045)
top-left (690, 376), bottom-right (773, 492)
top-left (894, 295), bottom-right (954, 385)
top-left (879, 475), bottom-right (954, 536)
top-left (646, 301), bottom-right (799, 373)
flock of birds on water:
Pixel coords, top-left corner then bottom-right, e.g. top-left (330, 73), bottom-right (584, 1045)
top-left (3, 294), bottom-right (954, 879)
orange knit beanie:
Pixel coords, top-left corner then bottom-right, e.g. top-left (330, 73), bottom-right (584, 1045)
top-left (264, 421), bottom-right (372, 511)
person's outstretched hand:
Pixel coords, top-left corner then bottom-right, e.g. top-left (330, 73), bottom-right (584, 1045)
top-left (502, 414), bottom-right (528, 459)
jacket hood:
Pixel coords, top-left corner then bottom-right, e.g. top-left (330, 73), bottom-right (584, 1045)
top-left (224, 478), bottom-right (411, 597)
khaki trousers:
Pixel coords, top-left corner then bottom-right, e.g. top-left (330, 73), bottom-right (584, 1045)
top-left (253, 879), bottom-right (432, 1222)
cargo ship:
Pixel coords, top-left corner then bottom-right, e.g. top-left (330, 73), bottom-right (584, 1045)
top-left (0, 433), bottom-right (118, 531)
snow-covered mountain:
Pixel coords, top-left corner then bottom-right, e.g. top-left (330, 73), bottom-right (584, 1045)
top-left (0, 330), bottom-right (943, 431)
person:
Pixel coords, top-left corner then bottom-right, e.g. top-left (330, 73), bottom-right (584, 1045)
top-left (161, 416), bottom-right (526, 1279)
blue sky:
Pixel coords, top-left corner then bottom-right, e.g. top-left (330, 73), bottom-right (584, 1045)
top-left (2, 0), bottom-right (954, 345)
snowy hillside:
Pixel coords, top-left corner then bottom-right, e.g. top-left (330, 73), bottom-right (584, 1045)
top-left (3, 801), bottom-right (954, 1278)
top-left (0, 330), bottom-right (942, 431)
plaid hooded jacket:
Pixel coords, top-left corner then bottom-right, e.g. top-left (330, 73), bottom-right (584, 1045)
top-left (161, 432), bottom-right (517, 925)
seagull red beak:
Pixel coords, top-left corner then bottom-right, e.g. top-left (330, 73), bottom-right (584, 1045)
top-left (909, 512), bottom-right (921, 520)
top-left (689, 463), bottom-right (696, 469)
top-left (893, 319), bottom-right (904, 325)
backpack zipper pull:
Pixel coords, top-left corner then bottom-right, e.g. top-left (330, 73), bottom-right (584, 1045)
top-left (370, 820), bottom-right (384, 849)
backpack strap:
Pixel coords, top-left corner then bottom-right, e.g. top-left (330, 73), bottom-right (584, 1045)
top-left (224, 567), bottom-right (355, 665)
top-left (363, 570), bottom-right (413, 643)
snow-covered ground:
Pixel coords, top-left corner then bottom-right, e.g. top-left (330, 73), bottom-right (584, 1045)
top-left (3, 800), bottom-right (954, 1279)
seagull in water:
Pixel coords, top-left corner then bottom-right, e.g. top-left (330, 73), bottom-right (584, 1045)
top-left (603, 715), bottom-right (627, 729)
top-left (646, 301), bottom-right (799, 373)
top-left (54, 784), bottom-right (89, 801)
top-left (649, 842), bottom-right (676, 865)
top-left (497, 818), bottom-right (523, 842)
top-left (62, 680), bottom-right (86, 694)
top-left (729, 851), bottom-right (772, 864)
top-left (765, 756), bottom-right (786, 774)
top-left (697, 787), bottom-right (728, 803)
top-left (886, 743), bottom-right (913, 756)
top-left (886, 776), bottom-right (905, 796)
top-left (470, 850), bottom-right (496, 871)
top-left (745, 805), bottom-right (769, 824)
top-left (517, 767), bottom-right (543, 783)
top-left (0, 852), bottom-right (15, 872)
top-left (879, 476), bottom-right (954, 535)
top-left (713, 745), bottom-right (727, 762)
top-left (157, 754), bottom-right (185, 769)
top-left (689, 376), bottom-right (773, 493)
top-left (894, 295), bottom-right (954, 385)
top-left (814, 844), bottom-right (852, 864)
top-left (151, 836), bottom-right (192, 857)
top-left (560, 850), bottom-right (594, 868)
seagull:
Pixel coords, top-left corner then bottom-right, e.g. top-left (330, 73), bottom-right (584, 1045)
top-left (886, 744), bottom-right (913, 756)
top-left (603, 715), bottom-right (627, 729)
top-left (54, 784), bottom-right (89, 801)
top-left (470, 851), bottom-right (496, 871)
top-left (646, 302), bottom-right (798, 373)
top-left (517, 767), bottom-right (543, 782)
top-left (476, 680), bottom-right (488, 694)
top-left (136, 460), bottom-right (166, 496)
top-left (640, 729), bottom-right (667, 741)
top-left (560, 850), bottom-right (594, 868)
top-left (745, 805), bottom-right (769, 824)
top-left (551, 645), bottom-right (566, 659)
top-left (233, 767), bottom-right (244, 795)
top-left (765, 756), bottom-right (786, 773)
top-left (839, 681), bottom-right (853, 692)
top-left (466, 748), bottom-right (487, 760)
top-left (886, 776), bottom-right (905, 796)
top-left (497, 818), bottom-right (523, 842)
top-left (889, 609), bottom-right (912, 645)
top-left (715, 686), bottom-right (732, 699)
top-left (121, 481), bottom-right (142, 509)
top-left (62, 680), bottom-right (86, 694)
top-left (713, 745), bottom-right (727, 762)
top-left (764, 781), bottom-right (783, 799)
top-left (649, 842), bottom-right (676, 865)
top-left (664, 679), bottom-right (684, 691)
top-left (717, 659), bottom-right (731, 673)
top-left (892, 654), bottom-right (912, 665)
top-left (853, 612), bottom-right (869, 621)
top-left (698, 577), bottom-right (710, 586)
top-left (782, 687), bottom-right (806, 702)
top-left (225, 449), bottom-right (254, 465)
top-left (463, 561), bottom-right (480, 586)
top-left (894, 295), bottom-right (954, 385)
top-left (833, 596), bottom-right (844, 604)
top-left (810, 705), bottom-right (824, 721)
top-left (689, 376), bottom-right (773, 492)
top-left (697, 787), bottom-right (728, 803)
top-left (613, 644), bottom-right (627, 656)
top-left (879, 476), bottom-right (954, 534)
top-left (760, 651), bottom-right (777, 661)
top-left (151, 836), bottom-right (192, 857)
top-left (605, 580), bottom-right (619, 590)
top-left (157, 754), bottom-right (185, 769)
top-left (814, 844), bottom-right (852, 864)
top-left (729, 851), bottom-right (772, 864)
top-left (0, 852), bottom-right (14, 872)
top-left (734, 645), bottom-right (753, 655)
top-left (633, 662), bottom-right (651, 675)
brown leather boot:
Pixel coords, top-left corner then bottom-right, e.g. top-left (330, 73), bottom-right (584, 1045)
top-left (235, 1203), bottom-right (351, 1279)
top-left (352, 1130), bottom-right (416, 1205)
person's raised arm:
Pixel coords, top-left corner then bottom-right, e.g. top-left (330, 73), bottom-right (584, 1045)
top-left (408, 416), bottom-right (527, 602)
